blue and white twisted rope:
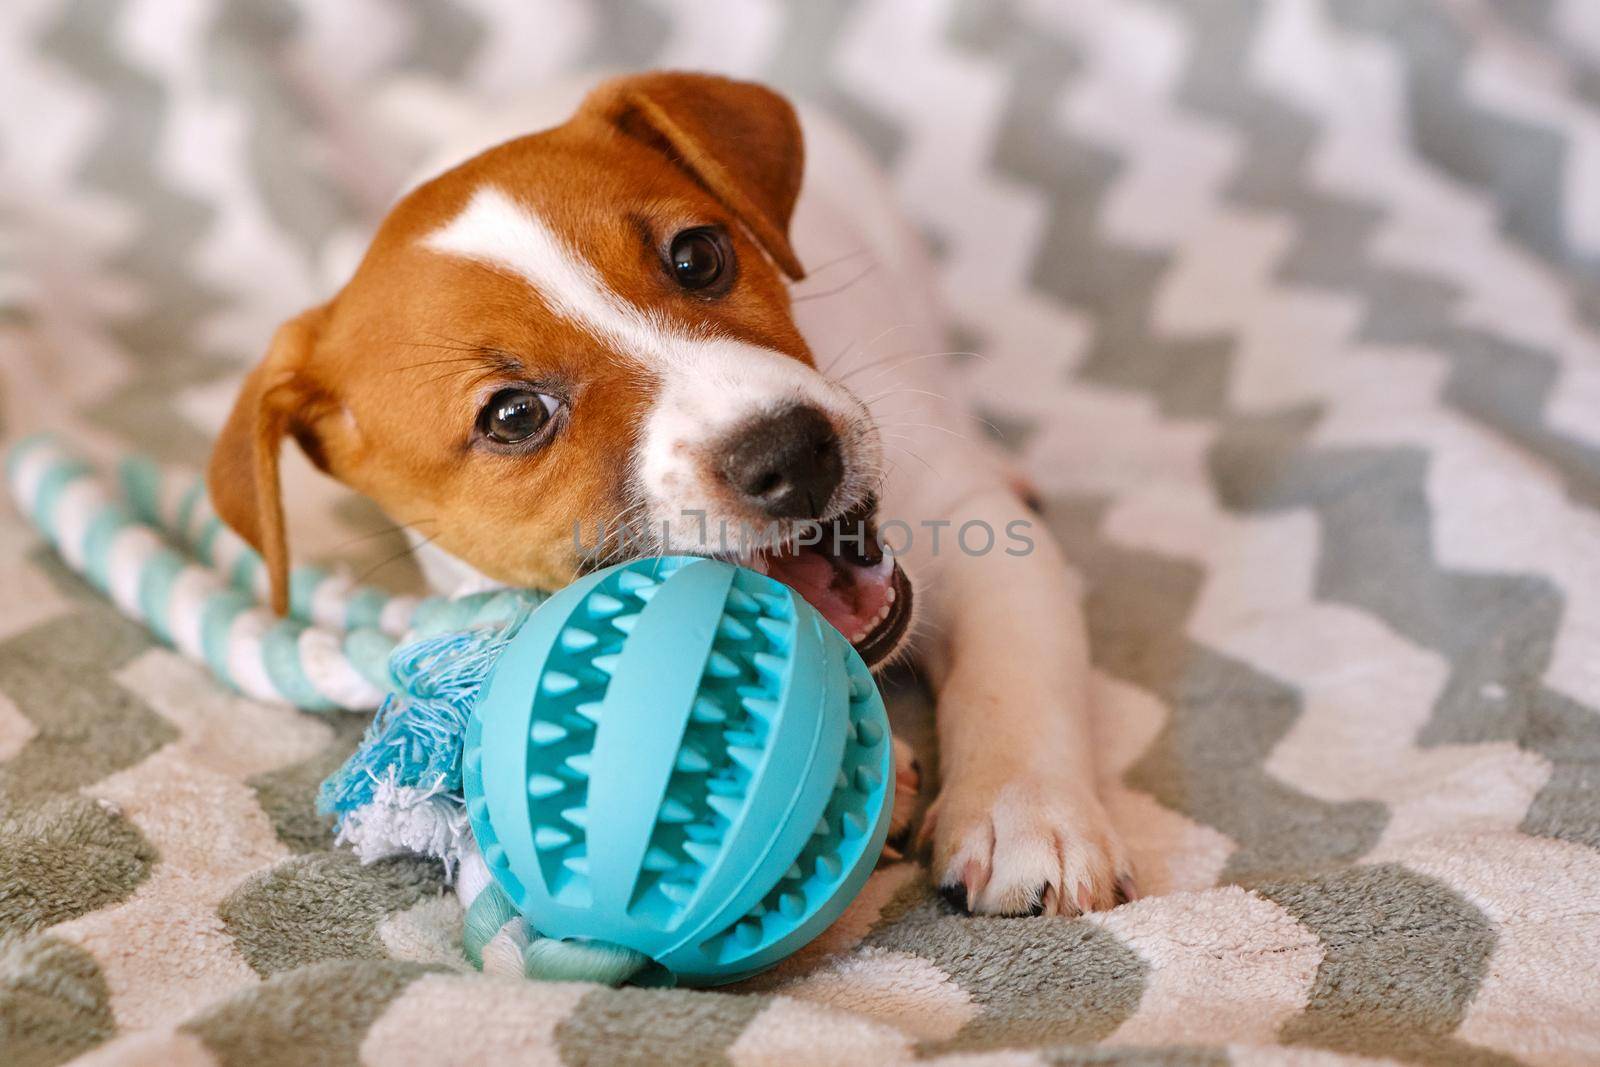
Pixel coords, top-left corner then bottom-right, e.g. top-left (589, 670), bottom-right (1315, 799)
top-left (115, 453), bottom-right (424, 638)
top-left (6, 434), bottom-right (542, 712)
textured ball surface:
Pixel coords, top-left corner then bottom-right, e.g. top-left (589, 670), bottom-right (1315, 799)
top-left (462, 555), bottom-right (893, 987)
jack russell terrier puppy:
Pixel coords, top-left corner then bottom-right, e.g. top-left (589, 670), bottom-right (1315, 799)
top-left (209, 71), bottom-right (1135, 916)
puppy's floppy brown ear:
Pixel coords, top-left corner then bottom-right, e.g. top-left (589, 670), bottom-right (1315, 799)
top-left (207, 306), bottom-right (330, 616)
top-left (582, 71), bottom-right (807, 280)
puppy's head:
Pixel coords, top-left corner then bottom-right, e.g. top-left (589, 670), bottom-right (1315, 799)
top-left (210, 72), bottom-right (912, 665)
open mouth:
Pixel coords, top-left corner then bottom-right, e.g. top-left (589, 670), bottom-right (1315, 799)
top-left (745, 498), bottom-right (914, 669)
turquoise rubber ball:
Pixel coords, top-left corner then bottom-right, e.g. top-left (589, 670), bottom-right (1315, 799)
top-left (461, 555), bottom-right (893, 987)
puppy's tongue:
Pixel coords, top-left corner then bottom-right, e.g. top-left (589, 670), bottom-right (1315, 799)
top-left (762, 549), bottom-right (898, 645)
top-left (742, 503), bottom-right (914, 667)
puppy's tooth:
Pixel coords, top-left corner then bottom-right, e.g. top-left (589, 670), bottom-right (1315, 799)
top-left (884, 586), bottom-right (896, 605)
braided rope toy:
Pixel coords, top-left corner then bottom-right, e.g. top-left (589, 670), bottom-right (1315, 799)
top-left (7, 434), bottom-right (893, 986)
top-left (5, 434), bottom-right (540, 710)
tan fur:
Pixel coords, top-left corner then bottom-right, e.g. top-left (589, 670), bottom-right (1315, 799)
top-left (209, 72), bottom-right (813, 606)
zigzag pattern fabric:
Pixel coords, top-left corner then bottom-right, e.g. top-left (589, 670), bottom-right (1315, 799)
top-left (4, 0), bottom-right (1600, 1064)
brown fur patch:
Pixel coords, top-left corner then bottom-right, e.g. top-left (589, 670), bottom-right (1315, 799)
top-left (208, 73), bottom-right (816, 600)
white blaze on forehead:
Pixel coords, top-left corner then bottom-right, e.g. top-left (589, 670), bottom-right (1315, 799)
top-left (423, 184), bottom-right (675, 358)
top-left (422, 183), bottom-right (883, 539)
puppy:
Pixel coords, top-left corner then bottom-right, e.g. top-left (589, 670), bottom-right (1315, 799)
top-left (209, 72), bottom-right (1133, 915)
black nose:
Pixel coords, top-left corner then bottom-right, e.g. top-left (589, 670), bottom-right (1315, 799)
top-left (719, 405), bottom-right (844, 519)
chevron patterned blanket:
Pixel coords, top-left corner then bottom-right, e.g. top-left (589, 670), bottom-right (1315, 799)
top-left (5, 1), bottom-right (1600, 1064)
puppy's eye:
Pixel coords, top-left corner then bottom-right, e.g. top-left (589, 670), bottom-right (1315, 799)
top-left (669, 228), bottom-right (725, 290)
top-left (479, 388), bottom-right (559, 445)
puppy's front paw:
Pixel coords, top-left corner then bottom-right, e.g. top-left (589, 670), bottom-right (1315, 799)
top-left (920, 778), bottom-right (1135, 916)
top-left (881, 736), bottom-right (921, 862)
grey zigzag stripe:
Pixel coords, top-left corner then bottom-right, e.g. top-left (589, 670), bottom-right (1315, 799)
top-left (949, 0), bottom-right (1389, 881)
top-left (1045, 497), bottom-right (1385, 882)
top-left (1038, 1049), bottom-right (1226, 1067)
top-left (0, 934), bottom-right (116, 1067)
top-left (1520, 1), bottom-right (1600, 112)
top-left (1328, 0), bottom-right (1600, 293)
top-left (1260, 864), bottom-right (1513, 1066)
top-left (758, 0), bottom-right (906, 167)
top-left (0, 586), bottom-right (175, 805)
top-left (0, 579), bottom-right (175, 1058)
top-left (1150, 0), bottom-right (1600, 853)
top-left (865, 883), bottom-right (1148, 1054)
top-left (1214, 415), bottom-right (1600, 852)
top-left (39, 0), bottom-right (489, 456)
top-left (221, 0), bottom-right (491, 279)
top-left (398, 0), bottom-right (485, 82)
top-left (232, 0), bottom-right (485, 256)
top-left (555, 985), bottom-right (769, 1067)
top-left (1316, 1), bottom-right (1600, 511)
top-left (218, 854), bottom-right (442, 977)
top-left (247, 714), bottom-right (369, 855)
top-left (582, 0), bottom-right (906, 166)
top-left (204, 0), bottom-right (361, 264)
top-left (580, 0), bottom-right (673, 70)
top-left (1482, 0), bottom-right (1600, 112)
top-left (182, 959), bottom-right (436, 1067)
top-left (0, 793), bottom-right (157, 936)
top-left (38, 0), bottom-right (232, 462)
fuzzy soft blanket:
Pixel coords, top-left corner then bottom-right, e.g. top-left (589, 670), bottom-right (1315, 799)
top-left (5, 0), bottom-right (1600, 1064)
